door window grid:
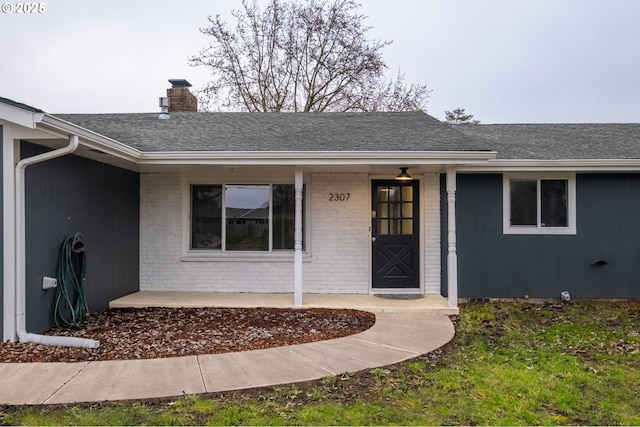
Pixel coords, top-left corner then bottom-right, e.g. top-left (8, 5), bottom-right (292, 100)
top-left (377, 185), bottom-right (414, 235)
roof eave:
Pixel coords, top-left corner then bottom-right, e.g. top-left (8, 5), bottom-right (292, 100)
top-left (39, 114), bottom-right (142, 163)
top-left (458, 159), bottom-right (640, 172)
top-left (136, 150), bottom-right (497, 166)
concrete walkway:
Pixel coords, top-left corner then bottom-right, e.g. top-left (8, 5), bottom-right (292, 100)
top-left (0, 311), bottom-right (455, 405)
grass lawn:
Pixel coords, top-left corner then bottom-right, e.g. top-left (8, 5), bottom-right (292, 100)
top-left (3, 300), bottom-right (640, 425)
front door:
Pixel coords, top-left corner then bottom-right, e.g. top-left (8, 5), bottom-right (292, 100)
top-left (371, 180), bottom-right (420, 289)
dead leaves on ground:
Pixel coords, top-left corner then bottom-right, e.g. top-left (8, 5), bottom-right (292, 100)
top-left (0, 307), bottom-right (375, 363)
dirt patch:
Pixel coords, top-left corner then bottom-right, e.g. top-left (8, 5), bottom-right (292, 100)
top-left (0, 307), bottom-right (375, 363)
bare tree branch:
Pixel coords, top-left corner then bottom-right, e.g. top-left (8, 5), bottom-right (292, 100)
top-left (189, 0), bottom-right (429, 112)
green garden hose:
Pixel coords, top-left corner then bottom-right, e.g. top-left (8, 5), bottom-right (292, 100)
top-left (54, 233), bottom-right (90, 329)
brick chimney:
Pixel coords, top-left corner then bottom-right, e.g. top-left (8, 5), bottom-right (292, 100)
top-left (167, 79), bottom-right (198, 112)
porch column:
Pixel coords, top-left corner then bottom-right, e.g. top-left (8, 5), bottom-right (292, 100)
top-left (294, 168), bottom-right (303, 306)
top-left (446, 166), bottom-right (458, 308)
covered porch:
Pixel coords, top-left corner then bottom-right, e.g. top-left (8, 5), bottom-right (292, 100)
top-left (109, 291), bottom-right (459, 315)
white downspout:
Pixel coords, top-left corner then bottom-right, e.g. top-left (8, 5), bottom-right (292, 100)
top-left (15, 135), bottom-right (99, 348)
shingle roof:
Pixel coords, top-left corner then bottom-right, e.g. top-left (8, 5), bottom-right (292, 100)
top-left (55, 111), bottom-right (490, 153)
top-left (2, 89), bottom-right (635, 161)
top-left (455, 123), bottom-right (640, 160)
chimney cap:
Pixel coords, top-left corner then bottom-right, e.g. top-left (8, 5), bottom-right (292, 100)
top-left (169, 79), bottom-right (192, 88)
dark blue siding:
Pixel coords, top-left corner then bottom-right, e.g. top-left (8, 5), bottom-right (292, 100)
top-left (452, 173), bottom-right (640, 299)
top-left (22, 142), bottom-right (139, 333)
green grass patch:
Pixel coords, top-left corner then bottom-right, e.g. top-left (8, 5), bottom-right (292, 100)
top-left (4, 300), bottom-right (640, 425)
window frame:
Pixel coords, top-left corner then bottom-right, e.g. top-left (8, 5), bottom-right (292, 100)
top-left (189, 183), bottom-right (304, 252)
top-left (503, 172), bottom-right (576, 235)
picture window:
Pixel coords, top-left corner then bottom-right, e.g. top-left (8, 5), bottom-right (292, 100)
top-left (191, 184), bottom-right (304, 251)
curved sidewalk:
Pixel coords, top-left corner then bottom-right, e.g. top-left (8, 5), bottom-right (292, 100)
top-left (0, 312), bottom-right (454, 405)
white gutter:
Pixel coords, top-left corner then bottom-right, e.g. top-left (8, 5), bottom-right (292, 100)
top-left (39, 114), bottom-right (141, 162)
top-left (14, 134), bottom-right (99, 348)
top-left (457, 158), bottom-right (640, 172)
top-left (138, 150), bottom-right (498, 166)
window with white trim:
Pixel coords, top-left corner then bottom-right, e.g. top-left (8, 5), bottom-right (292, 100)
top-left (503, 173), bottom-right (576, 235)
top-left (191, 184), bottom-right (303, 251)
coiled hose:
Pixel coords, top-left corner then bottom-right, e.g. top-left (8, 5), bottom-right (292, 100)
top-left (54, 233), bottom-right (90, 328)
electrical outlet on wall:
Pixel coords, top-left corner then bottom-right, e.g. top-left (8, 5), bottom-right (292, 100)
top-left (42, 277), bottom-right (58, 290)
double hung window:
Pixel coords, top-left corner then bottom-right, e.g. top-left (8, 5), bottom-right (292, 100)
top-left (503, 173), bottom-right (576, 235)
top-left (191, 184), bottom-right (301, 251)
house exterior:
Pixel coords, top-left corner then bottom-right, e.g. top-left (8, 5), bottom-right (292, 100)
top-left (2, 83), bottom-right (640, 342)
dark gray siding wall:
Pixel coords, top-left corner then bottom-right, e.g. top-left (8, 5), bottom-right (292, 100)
top-left (448, 173), bottom-right (640, 299)
top-left (22, 142), bottom-right (139, 333)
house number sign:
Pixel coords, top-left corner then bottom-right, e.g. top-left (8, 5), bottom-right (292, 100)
top-left (328, 193), bottom-right (351, 201)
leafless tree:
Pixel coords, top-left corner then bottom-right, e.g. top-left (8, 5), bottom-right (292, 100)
top-left (190, 0), bottom-right (430, 112)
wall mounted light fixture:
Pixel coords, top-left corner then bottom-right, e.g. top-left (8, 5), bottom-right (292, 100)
top-left (396, 167), bottom-right (413, 180)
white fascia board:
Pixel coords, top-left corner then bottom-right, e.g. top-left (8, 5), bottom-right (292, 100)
top-left (457, 159), bottom-right (640, 172)
top-left (38, 114), bottom-right (141, 163)
top-left (138, 150), bottom-right (497, 166)
top-left (9, 127), bottom-right (55, 140)
top-left (0, 103), bottom-right (44, 129)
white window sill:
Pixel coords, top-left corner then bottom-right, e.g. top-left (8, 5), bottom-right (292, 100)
top-left (180, 252), bottom-right (311, 262)
top-left (503, 226), bottom-right (576, 235)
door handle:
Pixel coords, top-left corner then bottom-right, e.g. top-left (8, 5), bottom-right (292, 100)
top-left (371, 237), bottom-right (377, 242)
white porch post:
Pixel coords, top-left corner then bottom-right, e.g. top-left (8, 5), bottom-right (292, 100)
top-left (446, 166), bottom-right (458, 308)
top-left (294, 168), bottom-right (303, 306)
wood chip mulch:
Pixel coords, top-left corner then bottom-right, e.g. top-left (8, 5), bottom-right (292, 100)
top-left (0, 307), bottom-right (376, 363)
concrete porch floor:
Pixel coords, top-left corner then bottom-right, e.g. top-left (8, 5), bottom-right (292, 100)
top-left (109, 291), bottom-right (459, 315)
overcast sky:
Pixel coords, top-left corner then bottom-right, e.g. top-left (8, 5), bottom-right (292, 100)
top-left (1, 0), bottom-right (639, 123)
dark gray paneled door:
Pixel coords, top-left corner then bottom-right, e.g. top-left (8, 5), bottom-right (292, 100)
top-left (371, 180), bottom-right (420, 289)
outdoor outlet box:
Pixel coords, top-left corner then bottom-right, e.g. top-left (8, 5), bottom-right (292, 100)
top-left (42, 277), bottom-right (58, 290)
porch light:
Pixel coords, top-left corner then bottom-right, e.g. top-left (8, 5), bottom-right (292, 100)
top-left (395, 167), bottom-right (413, 180)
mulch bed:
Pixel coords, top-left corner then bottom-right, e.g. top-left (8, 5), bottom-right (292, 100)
top-left (0, 307), bottom-right (376, 363)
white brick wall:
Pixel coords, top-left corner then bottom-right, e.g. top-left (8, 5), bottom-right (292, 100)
top-left (423, 173), bottom-right (442, 294)
top-left (139, 171), bottom-right (443, 295)
top-left (140, 173), bottom-right (297, 292)
top-left (304, 173), bottom-right (371, 293)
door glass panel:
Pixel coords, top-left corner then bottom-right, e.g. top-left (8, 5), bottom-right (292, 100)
top-left (378, 219), bottom-right (389, 235)
top-left (388, 186), bottom-right (401, 202)
top-left (378, 187), bottom-right (391, 202)
top-left (378, 202), bottom-right (389, 218)
top-left (390, 202), bottom-right (402, 218)
top-left (402, 202), bottom-right (413, 218)
top-left (389, 219), bottom-right (401, 234)
top-left (402, 219), bottom-right (413, 235)
top-left (402, 186), bottom-right (413, 201)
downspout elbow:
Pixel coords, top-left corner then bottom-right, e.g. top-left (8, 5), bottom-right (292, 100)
top-left (18, 331), bottom-right (100, 348)
top-left (16, 134), bottom-right (79, 172)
